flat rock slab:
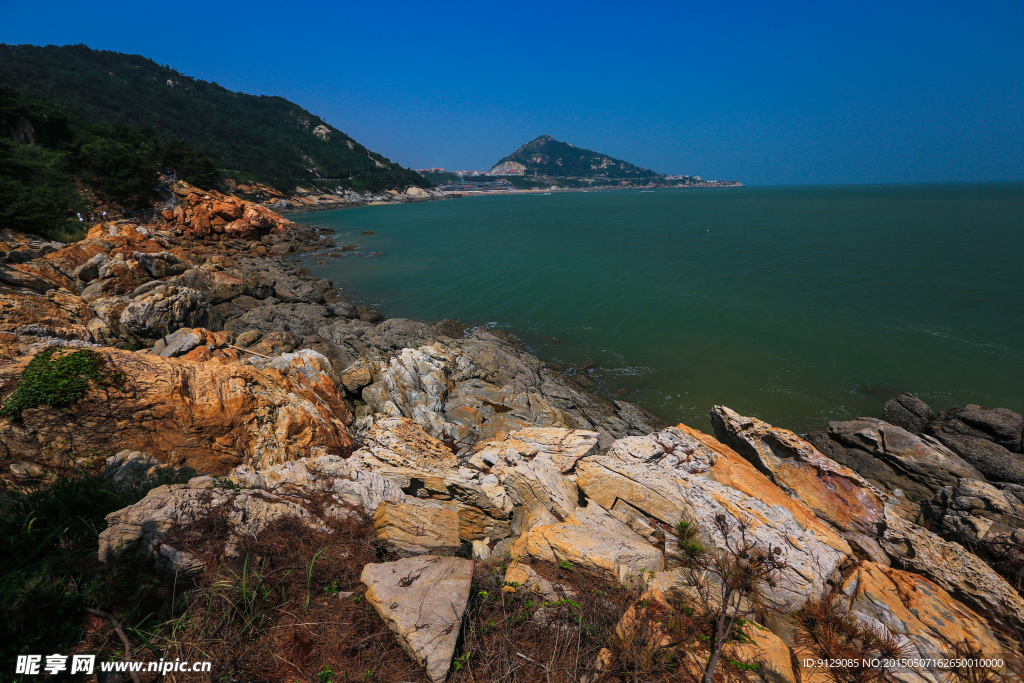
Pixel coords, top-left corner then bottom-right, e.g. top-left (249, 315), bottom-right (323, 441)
top-left (361, 555), bottom-right (474, 682)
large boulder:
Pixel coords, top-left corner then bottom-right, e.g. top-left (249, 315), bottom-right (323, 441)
top-left (939, 404), bottom-right (1024, 452)
top-left (818, 418), bottom-right (984, 511)
top-left (361, 556), bottom-right (474, 682)
top-left (133, 251), bottom-right (187, 279)
top-left (930, 425), bottom-right (1024, 485)
top-left (510, 505), bottom-right (663, 584)
top-left (710, 406), bottom-right (886, 536)
top-left (882, 392), bottom-right (935, 434)
top-left (119, 284), bottom-right (212, 338)
top-left (373, 499), bottom-right (462, 556)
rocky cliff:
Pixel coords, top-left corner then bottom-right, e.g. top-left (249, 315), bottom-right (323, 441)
top-left (1, 184), bottom-right (1021, 682)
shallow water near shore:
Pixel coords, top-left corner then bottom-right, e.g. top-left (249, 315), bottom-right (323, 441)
top-left (295, 183), bottom-right (1024, 433)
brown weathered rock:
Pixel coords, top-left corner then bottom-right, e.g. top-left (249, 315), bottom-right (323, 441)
top-left (373, 499), bottom-right (462, 556)
top-left (340, 358), bottom-right (372, 392)
top-left (361, 556), bottom-right (474, 682)
top-left (710, 406), bottom-right (886, 535)
top-left (510, 507), bottom-right (663, 584)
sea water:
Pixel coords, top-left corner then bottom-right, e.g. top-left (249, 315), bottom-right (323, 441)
top-left (294, 183), bottom-right (1024, 433)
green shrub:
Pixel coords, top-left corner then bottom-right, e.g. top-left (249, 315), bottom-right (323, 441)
top-left (0, 347), bottom-right (125, 421)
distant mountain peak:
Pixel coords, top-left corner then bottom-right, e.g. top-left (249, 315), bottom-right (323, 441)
top-left (490, 135), bottom-right (658, 180)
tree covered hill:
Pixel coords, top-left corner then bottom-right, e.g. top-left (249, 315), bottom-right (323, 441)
top-left (0, 44), bottom-right (427, 193)
top-left (490, 135), bottom-right (662, 181)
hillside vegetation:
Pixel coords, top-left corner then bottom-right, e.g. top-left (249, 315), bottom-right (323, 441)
top-left (0, 84), bottom-right (218, 240)
top-left (0, 44), bottom-right (427, 193)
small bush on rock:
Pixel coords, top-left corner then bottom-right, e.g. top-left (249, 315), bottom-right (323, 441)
top-left (793, 592), bottom-right (911, 683)
top-left (666, 514), bottom-right (788, 683)
top-left (0, 347), bottom-right (125, 421)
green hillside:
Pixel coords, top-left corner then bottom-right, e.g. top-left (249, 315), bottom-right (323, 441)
top-left (0, 44), bottom-right (427, 193)
top-left (491, 135), bottom-right (662, 180)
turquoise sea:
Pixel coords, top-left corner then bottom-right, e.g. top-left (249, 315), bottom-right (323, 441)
top-left (294, 184), bottom-right (1024, 433)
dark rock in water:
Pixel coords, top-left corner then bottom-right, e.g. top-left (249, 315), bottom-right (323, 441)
top-left (433, 318), bottom-right (466, 339)
top-left (575, 358), bottom-right (598, 371)
top-left (883, 393), bottom-right (935, 434)
top-left (361, 230), bottom-right (375, 235)
top-left (931, 426), bottom-right (1024, 485)
top-left (341, 245), bottom-right (357, 252)
top-left (355, 305), bottom-right (385, 323)
top-left (938, 405), bottom-right (1023, 452)
top-left (573, 375), bottom-right (597, 389)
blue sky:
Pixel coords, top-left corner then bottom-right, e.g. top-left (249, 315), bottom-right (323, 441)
top-left (2, 1), bottom-right (1022, 185)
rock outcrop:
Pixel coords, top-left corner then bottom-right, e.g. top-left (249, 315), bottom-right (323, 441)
top-left (710, 405), bottom-right (886, 536)
top-left (0, 344), bottom-right (355, 474)
top-left (98, 455), bottom-right (403, 572)
top-left (840, 562), bottom-right (1006, 683)
top-left (576, 425), bottom-right (852, 608)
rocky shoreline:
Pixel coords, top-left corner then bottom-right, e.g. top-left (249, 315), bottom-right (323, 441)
top-left (1, 181), bottom-right (1022, 682)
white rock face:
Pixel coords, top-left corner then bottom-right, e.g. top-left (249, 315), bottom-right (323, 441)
top-left (576, 427), bottom-right (852, 608)
top-left (361, 556), bottom-right (474, 682)
top-left (98, 456), bottom-right (403, 572)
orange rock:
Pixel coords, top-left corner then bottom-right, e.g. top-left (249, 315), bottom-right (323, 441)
top-left (840, 562), bottom-right (1007, 671)
top-left (710, 406), bottom-right (886, 535)
top-left (0, 347), bottom-right (355, 474)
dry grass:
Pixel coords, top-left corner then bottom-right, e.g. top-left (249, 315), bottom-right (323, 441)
top-left (146, 514), bottom-right (430, 682)
top-left (449, 559), bottom-right (636, 682)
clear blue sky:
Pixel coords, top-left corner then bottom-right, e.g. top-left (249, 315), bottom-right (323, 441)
top-left (2, 1), bottom-right (1022, 185)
